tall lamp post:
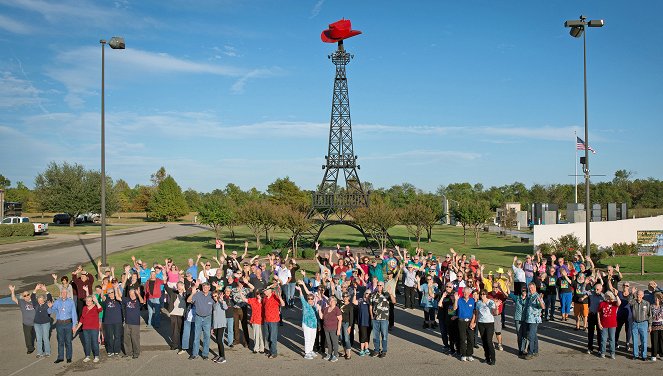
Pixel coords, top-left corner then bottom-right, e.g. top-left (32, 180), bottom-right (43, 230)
top-left (100, 37), bottom-right (125, 267)
top-left (564, 16), bottom-right (604, 258)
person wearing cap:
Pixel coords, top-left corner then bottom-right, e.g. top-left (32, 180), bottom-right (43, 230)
top-left (8, 284), bottom-right (36, 355)
top-left (187, 281), bottom-right (215, 360)
top-left (598, 290), bottom-right (621, 359)
top-left (263, 285), bottom-right (285, 358)
top-left (101, 285), bottom-right (123, 357)
top-left (402, 261), bottom-right (419, 309)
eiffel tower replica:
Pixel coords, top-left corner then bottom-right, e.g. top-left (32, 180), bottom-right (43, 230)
top-left (306, 20), bottom-right (372, 247)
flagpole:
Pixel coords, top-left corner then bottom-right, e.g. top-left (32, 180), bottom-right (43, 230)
top-left (575, 130), bottom-right (578, 203)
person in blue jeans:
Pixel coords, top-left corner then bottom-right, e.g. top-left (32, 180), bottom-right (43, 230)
top-left (188, 282), bottom-right (215, 360)
top-left (30, 285), bottom-right (53, 358)
top-left (629, 289), bottom-right (652, 360)
top-left (369, 283), bottom-right (391, 357)
top-left (523, 282), bottom-right (545, 360)
top-left (47, 288), bottom-right (78, 363)
top-left (179, 305), bottom-right (196, 355)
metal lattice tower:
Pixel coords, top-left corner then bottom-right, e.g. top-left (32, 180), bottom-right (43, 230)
top-left (306, 41), bottom-right (371, 245)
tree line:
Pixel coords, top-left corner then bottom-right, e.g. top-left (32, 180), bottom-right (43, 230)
top-left (1, 165), bottom-right (662, 248)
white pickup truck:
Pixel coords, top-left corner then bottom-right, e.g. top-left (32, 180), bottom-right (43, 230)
top-left (0, 216), bottom-right (49, 234)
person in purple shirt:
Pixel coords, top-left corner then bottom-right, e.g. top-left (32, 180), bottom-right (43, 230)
top-left (551, 255), bottom-right (570, 278)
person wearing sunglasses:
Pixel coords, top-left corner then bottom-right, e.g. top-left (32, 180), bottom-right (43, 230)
top-left (418, 275), bottom-right (439, 329)
top-left (296, 282), bottom-right (319, 359)
top-left (9, 284), bottom-right (37, 355)
top-left (476, 289), bottom-right (498, 365)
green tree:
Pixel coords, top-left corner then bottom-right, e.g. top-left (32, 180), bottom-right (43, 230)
top-left (451, 199), bottom-right (492, 245)
top-left (150, 166), bottom-right (167, 187)
top-left (198, 195), bottom-right (236, 241)
top-left (4, 182), bottom-right (33, 211)
top-left (113, 179), bottom-right (132, 212)
top-left (402, 202), bottom-right (435, 248)
top-left (148, 176), bottom-right (189, 221)
top-left (278, 205), bottom-right (313, 257)
top-left (0, 174), bottom-right (10, 189)
top-left (131, 185), bottom-right (153, 215)
top-left (34, 162), bottom-right (115, 226)
top-left (353, 197), bottom-right (397, 251)
top-left (239, 200), bottom-right (270, 249)
top-left (267, 177), bottom-right (310, 211)
top-left (184, 188), bottom-right (202, 211)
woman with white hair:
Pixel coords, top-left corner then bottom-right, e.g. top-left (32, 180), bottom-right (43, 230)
top-left (31, 284), bottom-right (53, 358)
top-left (72, 289), bottom-right (103, 363)
top-left (598, 290), bottom-right (621, 359)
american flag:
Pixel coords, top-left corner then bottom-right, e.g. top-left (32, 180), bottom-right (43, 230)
top-left (576, 136), bottom-right (596, 154)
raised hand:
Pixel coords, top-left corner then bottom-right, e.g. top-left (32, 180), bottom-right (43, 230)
top-left (83, 285), bottom-right (89, 293)
top-left (47, 301), bottom-right (53, 308)
top-left (8, 284), bottom-right (15, 293)
top-left (315, 241), bottom-right (319, 250)
top-left (131, 256), bottom-right (136, 262)
top-left (52, 273), bottom-right (58, 280)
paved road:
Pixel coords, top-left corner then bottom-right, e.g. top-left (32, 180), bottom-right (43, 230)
top-left (0, 224), bottom-right (208, 295)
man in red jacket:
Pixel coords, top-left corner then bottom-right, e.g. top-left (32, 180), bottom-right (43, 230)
top-left (262, 286), bottom-right (285, 358)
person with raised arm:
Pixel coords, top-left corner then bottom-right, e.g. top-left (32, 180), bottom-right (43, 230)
top-left (30, 283), bottom-right (53, 358)
top-left (263, 285), bottom-right (286, 358)
top-left (101, 285), bottom-right (123, 357)
top-left (122, 286), bottom-right (144, 359)
top-left (72, 290), bottom-right (103, 363)
top-left (47, 285), bottom-right (78, 363)
top-left (8, 284), bottom-right (36, 355)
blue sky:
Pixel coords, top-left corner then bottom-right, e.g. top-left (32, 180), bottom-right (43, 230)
top-left (1, 0), bottom-right (661, 193)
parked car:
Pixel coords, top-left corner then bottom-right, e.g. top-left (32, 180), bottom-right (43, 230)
top-left (1, 216), bottom-right (49, 234)
top-left (53, 213), bottom-right (83, 225)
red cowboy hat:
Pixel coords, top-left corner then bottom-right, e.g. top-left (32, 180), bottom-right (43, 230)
top-left (321, 19), bottom-right (362, 43)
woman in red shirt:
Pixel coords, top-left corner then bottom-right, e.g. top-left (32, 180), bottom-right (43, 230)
top-left (73, 288), bottom-right (103, 363)
top-left (598, 290), bottom-right (621, 359)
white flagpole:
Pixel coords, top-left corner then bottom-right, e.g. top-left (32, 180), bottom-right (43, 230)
top-left (574, 130), bottom-right (578, 203)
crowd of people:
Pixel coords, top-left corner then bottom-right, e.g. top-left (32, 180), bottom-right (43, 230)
top-left (8, 240), bottom-right (663, 366)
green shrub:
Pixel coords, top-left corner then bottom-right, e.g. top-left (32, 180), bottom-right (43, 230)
top-left (395, 240), bottom-right (412, 249)
top-left (270, 240), bottom-right (288, 250)
top-left (0, 225), bottom-right (13, 237)
top-left (13, 223), bottom-right (35, 236)
top-left (359, 239), bottom-right (378, 248)
top-left (300, 248), bottom-right (316, 259)
top-left (610, 242), bottom-right (638, 256)
top-left (0, 224), bottom-right (34, 237)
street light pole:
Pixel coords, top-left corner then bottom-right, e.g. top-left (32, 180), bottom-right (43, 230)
top-left (100, 39), bottom-right (107, 267)
top-left (99, 37), bottom-right (125, 267)
top-left (565, 15), bottom-right (604, 259)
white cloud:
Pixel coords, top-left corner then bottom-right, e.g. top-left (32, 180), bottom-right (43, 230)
top-left (310, 0), bottom-right (325, 19)
top-left (0, 14), bottom-right (33, 34)
top-left (45, 46), bottom-right (281, 108)
top-left (0, 0), bottom-right (121, 25)
top-left (0, 71), bottom-right (42, 108)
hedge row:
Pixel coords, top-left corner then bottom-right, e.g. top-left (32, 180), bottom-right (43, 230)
top-left (0, 223), bottom-right (35, 237)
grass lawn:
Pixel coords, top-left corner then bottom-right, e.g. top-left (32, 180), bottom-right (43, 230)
top-left (65, 223), bottom-right (663, 282)
top-left (0, 236), bottom-right (50, 245)
top-left (47, 223), bottom-right (142, 235)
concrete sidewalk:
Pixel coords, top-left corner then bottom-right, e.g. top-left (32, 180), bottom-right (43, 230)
top-left (0, 224), bottom-right (166, 254)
